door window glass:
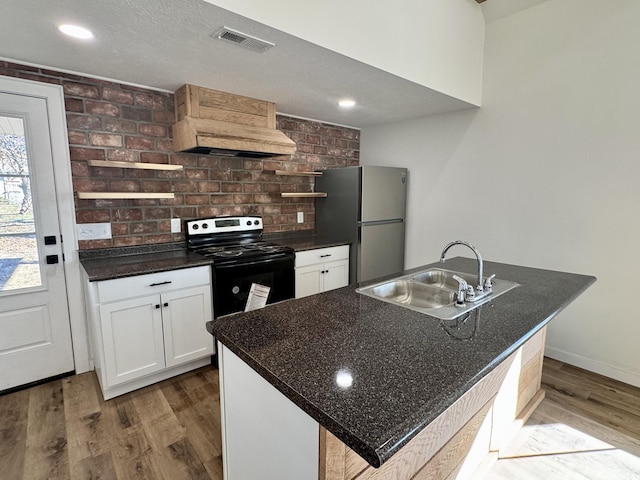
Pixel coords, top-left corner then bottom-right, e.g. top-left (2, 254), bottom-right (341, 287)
top-left (0, 115), bottom-right (41, 291)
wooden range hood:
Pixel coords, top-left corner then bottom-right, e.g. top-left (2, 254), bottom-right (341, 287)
top-left (172, 84), bottom-right (296, 158)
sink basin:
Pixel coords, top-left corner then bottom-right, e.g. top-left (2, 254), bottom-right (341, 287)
top-left (356, 268), bottom-right (519, 320)
top-left (411, 269), bottom-right (476, 290)
top-left (365, 279), bottom-right (456, 309)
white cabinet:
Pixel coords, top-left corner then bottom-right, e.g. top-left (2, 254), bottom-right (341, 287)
top-left (84, 266), bottom-right (214, 399)
top-left (99, 295), bottom-right (165, 386)
top-left (162, 285), bottom-right (214, 367)
top-left (295, 245), bottom-right (349, 299)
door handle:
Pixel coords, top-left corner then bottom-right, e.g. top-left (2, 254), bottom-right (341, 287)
top-left (163, 302), bottom-right (169, 307)
top-left (46, 255), bottom-right (59, 264)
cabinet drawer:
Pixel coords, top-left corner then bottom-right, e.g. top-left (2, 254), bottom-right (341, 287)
top-left (96, 266), bottom-right (211, 303)
top-left (295, 245), bottom-right (349, 268)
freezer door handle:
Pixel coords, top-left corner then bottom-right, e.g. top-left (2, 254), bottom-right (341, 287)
top-left (358, 218), bottom-right (404, 227)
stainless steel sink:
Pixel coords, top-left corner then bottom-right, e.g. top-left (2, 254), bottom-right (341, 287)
top-left (356, 268), bottom-right (519, 320)
top-left (365, 279), bottom-right (456, 309)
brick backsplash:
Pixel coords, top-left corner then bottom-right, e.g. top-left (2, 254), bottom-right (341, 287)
top-left (1, 62), bottom-right (360, 249)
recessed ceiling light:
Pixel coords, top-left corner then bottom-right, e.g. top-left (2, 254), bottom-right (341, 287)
top-left (58, 24), bottom-right (94, 40)
top-left (338, 99), bottom-right (356, 108)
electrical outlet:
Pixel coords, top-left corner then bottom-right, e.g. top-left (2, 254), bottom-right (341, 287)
top-left (297, 212), bottom-right (304, 223)
top-left (76, 223), bottom-right (112, 240)
top-left (171, 218), bottom-right (181, 233)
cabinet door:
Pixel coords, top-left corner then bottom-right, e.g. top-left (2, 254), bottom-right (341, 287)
top-left (322, 259), bottom-right (349, 293)
top-left (100, 295), bottom-right (165, 386)
top-left (295, 265), bottom-right (323, 299)
top-left (162, 285), bottom-right (214, 368)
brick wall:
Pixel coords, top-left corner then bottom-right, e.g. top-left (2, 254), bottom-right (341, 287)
top-left (0, 62), bottom-right (360, 249)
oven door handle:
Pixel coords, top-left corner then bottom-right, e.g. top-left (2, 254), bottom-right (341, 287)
top-left (214, 253), bottom-right (294, 270)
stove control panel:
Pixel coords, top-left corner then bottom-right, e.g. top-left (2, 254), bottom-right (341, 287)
top-left (186, 216), bottom-right (263, 235)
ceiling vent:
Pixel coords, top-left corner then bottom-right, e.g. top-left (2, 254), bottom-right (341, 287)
top-left (212, 27), bottom-right (275, 53)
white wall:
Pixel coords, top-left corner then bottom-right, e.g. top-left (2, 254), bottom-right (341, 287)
top-left (207, 0), bottom-right (485, 105)
top-left (361, 0), bottom-right (640, 387)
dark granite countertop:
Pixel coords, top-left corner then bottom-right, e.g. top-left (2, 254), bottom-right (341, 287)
top-left (208, 257), bottom-right (595, 468)
top-left (79, 233), bottom-right (346, 282)
top-left (264, 230), bottom-right (349, 251)
top-left (80, 243), bottom-right (212, 282)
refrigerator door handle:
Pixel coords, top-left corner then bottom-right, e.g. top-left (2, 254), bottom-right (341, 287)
top-left (358, 218), bottom-right (404, 227)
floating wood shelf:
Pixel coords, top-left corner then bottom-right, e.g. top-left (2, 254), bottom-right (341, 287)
top-left (275, 170), bottom-right (326, 197)
top-left (77, 192), bottom-right (175, 200)
top-left (87, 160), bottom-right (183, 171)
top-left (280, 192), bottom-right (327, 198)
top-left (274, 170), bottom-right (322, 177)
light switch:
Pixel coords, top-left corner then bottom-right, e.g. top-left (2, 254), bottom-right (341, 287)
top-left (297, 212), bottom-right (304, 223)
top-left (171, 218), bottom-right (181, 233)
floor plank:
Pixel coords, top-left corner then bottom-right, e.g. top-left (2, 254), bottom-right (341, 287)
top-left (23, 381), bottom-right (70, 480)
top-left (73, 451), bottom-right (118, 480)
top-left (0, 388), bottom-right (29, 479)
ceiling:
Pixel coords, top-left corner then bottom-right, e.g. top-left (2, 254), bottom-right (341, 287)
top-left (0, 0), bottom-right (546, 129)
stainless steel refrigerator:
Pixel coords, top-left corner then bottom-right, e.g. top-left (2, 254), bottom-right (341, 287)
top-left (315, 166), bottom-right (407, 284)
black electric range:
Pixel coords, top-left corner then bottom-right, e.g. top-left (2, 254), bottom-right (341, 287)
top-left (186, 216), bottom-right (295, 317)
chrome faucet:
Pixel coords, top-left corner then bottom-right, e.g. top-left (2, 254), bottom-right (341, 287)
top-left (440, 241), bottom-right (485, 293)
top-left (451, 274), bottom-right (471, 305)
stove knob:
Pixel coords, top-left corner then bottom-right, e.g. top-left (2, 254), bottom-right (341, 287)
top-left (247, 220), bottom-right (252, 226)
top-left (192, 224), bottom-right (199, 230)
top-left (254, 220), bottom-right (259, 225)
top-left (202, 223), bottom-right (208, 229)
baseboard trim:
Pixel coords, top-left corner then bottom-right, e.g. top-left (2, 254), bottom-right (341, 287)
top-left (100, 357), bottom-right (213, 400)
top-left (0, 370), bottom-right (75, 397)
top-left (544, 346), bottom-right (640, 388)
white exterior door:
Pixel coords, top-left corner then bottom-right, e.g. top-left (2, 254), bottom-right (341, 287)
top-left (0, 91), bottom-right (74, 391)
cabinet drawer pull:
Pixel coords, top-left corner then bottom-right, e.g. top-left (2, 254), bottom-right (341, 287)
top-left (155, 304), bottom-right (161, 309)
top-left (150, 281), bottom-right (172, 287)
top-left (163, 302), bottom-right (169, 307)
top-left (320, 254), bottom-right (332, 258)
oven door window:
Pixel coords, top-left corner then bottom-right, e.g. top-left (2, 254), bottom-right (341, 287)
top-left (213, 256), bottom-right (294, 317)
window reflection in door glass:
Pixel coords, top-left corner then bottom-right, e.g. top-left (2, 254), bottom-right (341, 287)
top-left (0, 115), bottom-right (41, 292)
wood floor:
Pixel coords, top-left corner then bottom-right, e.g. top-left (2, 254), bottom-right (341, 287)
top-left (1, 358), bottom-right (639, 480)
top-left (484, 357), bottom-right (640, 479)
top-left (0, 366), bottom-right (222, 480)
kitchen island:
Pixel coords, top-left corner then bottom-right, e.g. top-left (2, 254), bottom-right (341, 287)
top-left (208, 257), bottom-right (595, 480)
